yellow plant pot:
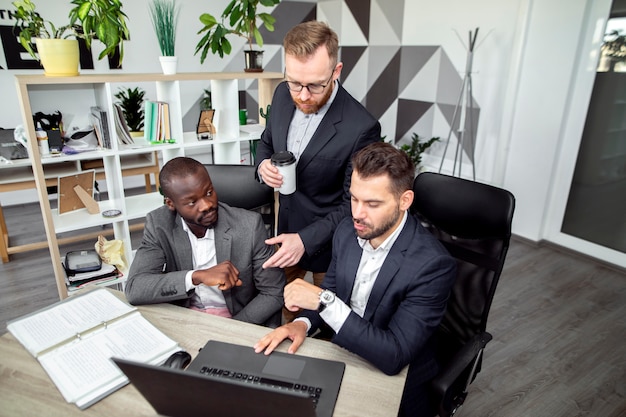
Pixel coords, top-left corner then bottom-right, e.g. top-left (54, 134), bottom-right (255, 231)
top-left (35, 38), bottom-right (79, 77)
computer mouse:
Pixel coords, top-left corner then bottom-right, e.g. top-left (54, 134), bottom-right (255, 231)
top-left (162, 350), bottom-right (192, 369)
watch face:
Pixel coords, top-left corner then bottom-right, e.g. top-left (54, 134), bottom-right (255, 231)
top-left (320, 290), bottom-right (335, 304)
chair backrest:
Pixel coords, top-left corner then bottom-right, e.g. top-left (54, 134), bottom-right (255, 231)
top-left (204, 164), bottom-right (275, 237)
top-left (411, 172), bottom-right (515, 352)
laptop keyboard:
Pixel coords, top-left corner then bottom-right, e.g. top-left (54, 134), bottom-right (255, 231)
top-left (199, 366), bottom-right (322, 407)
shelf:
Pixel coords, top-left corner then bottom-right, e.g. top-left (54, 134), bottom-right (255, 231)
top-left (125, 192), bottom-right (164, 220)
top-left (52, 197), bottom-right (126, 233)
top-left (13, 71), bottom-right (282, 299)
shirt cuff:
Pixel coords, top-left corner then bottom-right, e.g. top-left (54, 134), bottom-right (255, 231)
top-left (319, 298), bottom-right (351, 333)
top-left (185, 270), bottom-right (196, 292)
top-left (294, 317), bottom-right (312, 334)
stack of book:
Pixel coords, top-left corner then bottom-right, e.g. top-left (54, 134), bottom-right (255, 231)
top-left (112, 103), bottom-right (134, 145)
top-left (62, 257), bottom-right (122, 293)
top-left (144, 100), bottom-right (174, 143)
top-left (89, 106), bottom-right (111, 149)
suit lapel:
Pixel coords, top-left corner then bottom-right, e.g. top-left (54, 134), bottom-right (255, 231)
top-left (296, 85), bottom-right (345, 172)
top-left (214, 208), bottom-right (234, 311)
top-left (362, 216), bottom-right (417, 321)
top-left (173, 214), bottom-right (194, 270)
top-left (337, 234), bottom-right (361, 302)
top-left (274, 84), bottom-right (296, 152)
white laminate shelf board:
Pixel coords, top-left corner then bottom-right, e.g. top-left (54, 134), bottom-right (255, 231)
top-left (124, 192), bottom-right (164, 220)
top-left (117, 141), bottom-right (180, 155)
top-left (52, 197), bottom-right (127, 233)
top-left (40, 149), bottom-right (117, 163)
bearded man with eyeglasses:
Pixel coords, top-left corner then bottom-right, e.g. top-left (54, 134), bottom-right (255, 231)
top-left (255, 20), bottom-right (381, 322)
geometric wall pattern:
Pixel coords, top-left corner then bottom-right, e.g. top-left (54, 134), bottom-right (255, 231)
top-left (235, 0), bottom-right (481, 163)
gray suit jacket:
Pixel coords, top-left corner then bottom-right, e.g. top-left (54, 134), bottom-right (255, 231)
top-left (125, 202), bottom-right (284, 327)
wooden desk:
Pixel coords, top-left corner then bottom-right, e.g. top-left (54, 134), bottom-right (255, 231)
top-left (0, 292), bottom-right (407, 416)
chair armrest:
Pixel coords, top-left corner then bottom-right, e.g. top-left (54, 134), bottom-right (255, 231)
top-left (431, 332), bottom-right (493, 413)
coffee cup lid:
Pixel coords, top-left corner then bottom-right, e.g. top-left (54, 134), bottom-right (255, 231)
top-left (271, 151), bottom-right (296, 166)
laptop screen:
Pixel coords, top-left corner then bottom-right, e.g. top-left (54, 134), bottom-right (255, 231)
top-left (114, 340), bottom-right (345, 417)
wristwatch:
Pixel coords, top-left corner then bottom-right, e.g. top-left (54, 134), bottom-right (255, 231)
top-left (318, 289), bottom-right (336, 312)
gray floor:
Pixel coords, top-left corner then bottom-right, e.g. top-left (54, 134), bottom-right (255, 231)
top-left (0, 201), bottom-right (624, 417)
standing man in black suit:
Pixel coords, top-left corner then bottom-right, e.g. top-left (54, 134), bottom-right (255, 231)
top-left (255, 21), bottom-right (381, 320)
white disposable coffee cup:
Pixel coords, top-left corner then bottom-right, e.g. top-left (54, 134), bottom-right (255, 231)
top-left (271, 151), bottom-right (296, 195)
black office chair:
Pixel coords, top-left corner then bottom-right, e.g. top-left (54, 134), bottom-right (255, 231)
top-left (411, 172), bottom-right (515, 417)
top-left (204, 164), bottom-right (276, 237)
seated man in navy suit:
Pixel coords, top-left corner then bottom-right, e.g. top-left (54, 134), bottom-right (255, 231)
top-left (254, 142), bottom-right (457, 416)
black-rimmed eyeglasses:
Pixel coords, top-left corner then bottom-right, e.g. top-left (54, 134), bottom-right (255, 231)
top-left (284, 70), bottom-right (335, 94)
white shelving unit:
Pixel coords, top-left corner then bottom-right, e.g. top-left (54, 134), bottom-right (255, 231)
top-left (14, 71), bottom-right (283, 299)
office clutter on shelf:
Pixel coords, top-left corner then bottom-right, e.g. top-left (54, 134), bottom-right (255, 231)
top-left (32, 111), bottom-right (64, 153)
top-left (62, 250), bottom-right (122, 293)
top-left (0, 128), bottom-right (28, 161)
top-left (95, 235), bottom-right (128, 271)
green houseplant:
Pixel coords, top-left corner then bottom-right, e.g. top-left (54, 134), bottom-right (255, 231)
top-left (200, 88), bottom-right (212, 110)
top-left (399, 133), bottom-right (440, 169)
top-left (195, 0), bottom-right (280, 71)
top-left (12, 0), bottom-right (130, 75)
top-left (148, 0), bottom-right (180, 74)
top-left (114, 87), bottom-right (146, 134)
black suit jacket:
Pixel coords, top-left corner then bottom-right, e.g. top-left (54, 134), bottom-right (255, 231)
top-left (255, 81), bottom-right (381, 272)
top-left (301, 214), bottom-right (457, 415)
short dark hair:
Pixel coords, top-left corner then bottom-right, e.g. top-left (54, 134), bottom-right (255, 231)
top-left (352, 142), bottom-right (415, 197)
top-left (283, 20), bottom-right (339, 69)
top-left (159, 157), bottom-right (205, 198)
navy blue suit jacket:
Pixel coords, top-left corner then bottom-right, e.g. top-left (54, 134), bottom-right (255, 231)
top-left (255, 81), bottom-right (381, 272)
top-left (302, 214), bottom-right (457, 414)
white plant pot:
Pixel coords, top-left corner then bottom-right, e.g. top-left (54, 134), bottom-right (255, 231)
top-left (159, 56), bottom-right (178, 75)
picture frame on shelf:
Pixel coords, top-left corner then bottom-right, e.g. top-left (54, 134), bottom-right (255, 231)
top-left (196, 109), bottom-right (216, 140)
top-left (57, 170), bottom-right (98, 215)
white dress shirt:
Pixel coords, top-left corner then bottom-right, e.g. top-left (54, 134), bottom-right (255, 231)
top-left (286, 79), bottom-right (338, 161)
top-left (181, 221), bottom-right (227, 309)
top-left (300, 211), bottom-right (409, 334)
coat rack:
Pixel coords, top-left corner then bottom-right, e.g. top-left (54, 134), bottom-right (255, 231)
top-left (439, 27), bottom-right (480, 180)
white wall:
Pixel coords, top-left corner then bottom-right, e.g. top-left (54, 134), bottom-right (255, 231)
top-left (1, 0), bottom-right (622, 266)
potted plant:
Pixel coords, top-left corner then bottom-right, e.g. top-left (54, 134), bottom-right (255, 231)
top-left (12, 0), bottom-right (130, 76)
top-left (114, 87), bottom-right (146, 136)
top-left (194, 0), bottom-right (280, 72)
top-left (148, 0), bottom-right (180, 74)
top-left (200, 88), bottom-right (212, 110)
top-left (399, 133), bottom-right (440, 171)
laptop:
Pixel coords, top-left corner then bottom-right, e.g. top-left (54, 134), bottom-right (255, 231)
top-left (113, 340), bottom-right (345, 417)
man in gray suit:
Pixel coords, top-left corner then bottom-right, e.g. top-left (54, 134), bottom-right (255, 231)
top-left (125, 157), bottom-right (284, 327)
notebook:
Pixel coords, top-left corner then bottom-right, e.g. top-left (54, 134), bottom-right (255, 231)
top-left (113, 339), bottom-right (345, 417)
